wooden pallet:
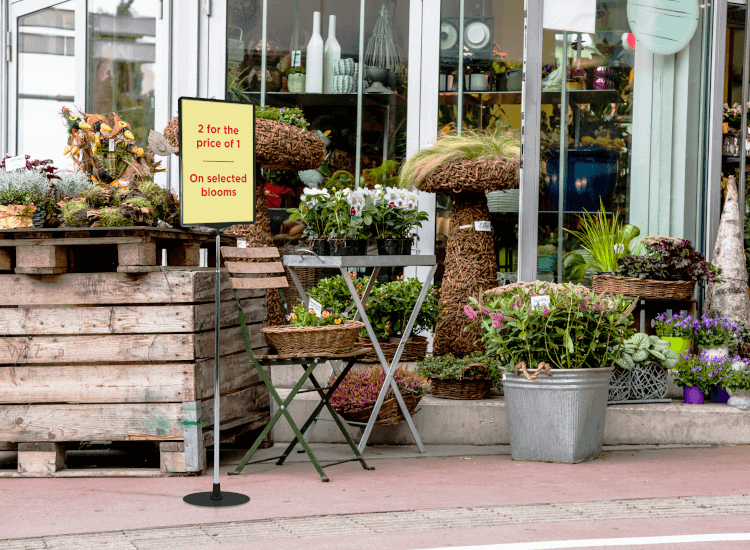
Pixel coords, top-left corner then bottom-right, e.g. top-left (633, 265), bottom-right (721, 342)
top-left (0, 268), bottom-right (271, 477)
top-left (0, 227), bottom-right (236, 274)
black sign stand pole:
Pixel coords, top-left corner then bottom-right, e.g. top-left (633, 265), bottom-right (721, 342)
top-left (184, 232), bottom-right (250, 507)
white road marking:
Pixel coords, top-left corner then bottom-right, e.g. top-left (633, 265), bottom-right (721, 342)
top-left (425, 533), bottom-right (750, 550)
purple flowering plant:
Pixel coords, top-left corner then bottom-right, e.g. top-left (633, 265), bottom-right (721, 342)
top-left (672, 352), bottom-right (750, 392)
top-left (329, 366), bottom-right (428, 412)
top-left (654, 311), bottom-right (696, 339)
top-left (655, 311), bottom-right (745, 347)
top-left (466, 282), bottom-right (634, 370)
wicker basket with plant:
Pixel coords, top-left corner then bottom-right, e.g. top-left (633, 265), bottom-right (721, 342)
top-left (262, 304), bottom-right (364, 354)
top-left (416, 352), bottom-right (503, 400)
top-left (330, 366), bottom-right (429, 425)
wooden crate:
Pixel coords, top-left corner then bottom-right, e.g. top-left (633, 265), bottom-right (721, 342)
top-left (0, 227), bottom-right (235, 274)
top-left (0, 268), bottom-right (270, 477)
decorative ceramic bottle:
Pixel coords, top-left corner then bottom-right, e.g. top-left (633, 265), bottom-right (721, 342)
top-left (306, 12), bottom-right (324, 93)
top-left (324, 15), bottom-right (341, 93)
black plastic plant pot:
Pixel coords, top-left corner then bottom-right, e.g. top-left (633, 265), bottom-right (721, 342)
top-left (32, 209), bottom-right (46, 229)
top-left (347, 240), bottom-right (367, 256)
top-left (377, 238), bottom-right (400, 255)
top-left (400, 239), bottom-right (413, 255)
top-left (309, 238), bottom-right (329, 256)
top-left (330, 239), bottom-right (347, 256)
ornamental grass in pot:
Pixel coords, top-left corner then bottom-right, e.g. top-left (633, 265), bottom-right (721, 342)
top-left (330, 366), bottom-right (429, 425)
top-left (469, 281), bottom-right (634, 463)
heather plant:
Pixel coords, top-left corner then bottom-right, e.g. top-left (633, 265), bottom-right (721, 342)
top-left (467, 282), bottom-right (634, 370)
top-left (329, 366), bottom-right (428, 413)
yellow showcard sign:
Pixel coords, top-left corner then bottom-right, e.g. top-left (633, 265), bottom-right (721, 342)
top-left (179, 98), bottom-right (256, 228)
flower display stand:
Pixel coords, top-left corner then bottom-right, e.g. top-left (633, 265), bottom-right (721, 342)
top-left (0, 263), bottom-right (272, 477)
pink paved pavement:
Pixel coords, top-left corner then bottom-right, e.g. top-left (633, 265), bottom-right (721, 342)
top-left (1, 445), bottom-right (749, 541)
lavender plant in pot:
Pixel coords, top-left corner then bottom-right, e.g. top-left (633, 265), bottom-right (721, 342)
top-left (469, 281), bottom-right (634, 463)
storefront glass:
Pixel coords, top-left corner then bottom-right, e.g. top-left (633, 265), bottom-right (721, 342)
top-left (226, 0), bottom-right (410, 245)
top-left (17, 1), bottom-right (76, 170)
top-left (87, 1), bottom-right (158, 150)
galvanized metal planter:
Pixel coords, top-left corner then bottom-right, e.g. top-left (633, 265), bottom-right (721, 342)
top-left (503, 367), bottom-right (612, 463)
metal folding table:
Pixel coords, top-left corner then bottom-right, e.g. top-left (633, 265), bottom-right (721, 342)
top-left (283, 253), bottom-right (438, 453)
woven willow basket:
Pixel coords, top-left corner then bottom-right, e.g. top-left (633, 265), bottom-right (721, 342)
top-left (356, 337), bottom-right (428, 363)
top-left (431, 363), bottom-right (492, 400)
top-left (262, 320), bottom-right (365, 354)
top-left (592, 274), bottom-right (696, 300)
top-left (338, 394), bottom-right (422, 426)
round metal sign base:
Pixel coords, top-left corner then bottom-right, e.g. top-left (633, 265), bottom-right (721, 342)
top-left (184, 485), bottom-right (250, 508)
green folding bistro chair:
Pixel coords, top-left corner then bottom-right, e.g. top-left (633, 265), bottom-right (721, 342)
top-left (222, 246), bottom-right (374, 482)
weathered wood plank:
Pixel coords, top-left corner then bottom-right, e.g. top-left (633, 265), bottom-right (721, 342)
top-left (160, 448), bottom-right (206, 473)
top-left (0, 323), bottom-right (265, 365)
top-left (0, 249), bottom-right (11, 270)
top-left (0, 271), bottom-right (263, 306)
top-left (221, 247), bottom-right (279, 259)
top-left (226, 261), bottom-right (284, 274)
top-left (0, 298), bottom-right (265, 335)
top-left (15, 267), bottom-right (67, 275)
top-left (200, 386), bottom-right (270, 430)
top-left (196, 350), bottom-right (268, 400)
top-left (0, 334), bottom-right (193, 364)
top-left (0, 468), bottom-right (171, 478)
top-left (202, 413), bottom-right (269, 448)
top-left (16, 245), bottom-right (67, 269)
top-left (230, 276), bottom-right (288, 289)
top-left (0, 364), bottom-right (196, 404)
top-left (0, 237), bottom-right (146, 247)
top-left (17, 443), bottom-right (65, 474)
top-left (0, 403), bottom-right (184, 441)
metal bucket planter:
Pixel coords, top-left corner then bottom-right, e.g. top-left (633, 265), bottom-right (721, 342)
top-left (504, 367), bottom-right (612, 463)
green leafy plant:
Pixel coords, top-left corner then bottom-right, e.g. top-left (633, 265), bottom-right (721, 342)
top-left (256, 106), bottom-right (309, 129)
top-left (369, 186), bottom-right (428, 239)
top-left (398, 129), bottom-right (520, 189)
top-left (286, 188), bottom-right (330, 239)
top-left (611, 333), bottom-right (679, 370)
top-left (564, 201), bottom-right (641, 279)
top-left (617, 237), bottom-right (721, 285)
top-left (671, 353), bottom-right (709, 390)
top-left (416, 352), bottom-right (504, 390)
top-left (288, 67), bottom-right (306, 75)
top-left (467, 282), bottom-right (634, 370)
top-left (723, 358), bottom-right (750, 392)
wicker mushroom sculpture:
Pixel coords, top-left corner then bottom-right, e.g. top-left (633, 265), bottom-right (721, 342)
top-left (150, 115), bottom-right (327, 326)
top-left (401, 131), bottom-right (521, 356)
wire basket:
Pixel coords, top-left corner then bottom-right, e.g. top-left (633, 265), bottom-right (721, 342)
top-left (628, 362), bottom-right (668, 401)
top-left (261, 321), bottom-right (365, 355)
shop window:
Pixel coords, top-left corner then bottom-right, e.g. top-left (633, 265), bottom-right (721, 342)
top-left (87, 0), bottom-right (158, 150)
top-left (226, 0), bottom-right (409, 247)
top-left (436, 0), bottom-right (633, 285)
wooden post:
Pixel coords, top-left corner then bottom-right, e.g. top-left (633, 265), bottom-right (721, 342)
top-left (17, 442), bottom-right (66, 475)
top-left (117, 243), bottom-right (157, 266)
top-left (168, 244), bottom-right (201, 267)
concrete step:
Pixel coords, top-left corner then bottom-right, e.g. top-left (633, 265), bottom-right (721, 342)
top-left (271, 390), bottom-right (750, 446)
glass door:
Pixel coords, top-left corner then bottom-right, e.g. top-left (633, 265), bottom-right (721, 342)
top-left (8, 0), bottom-right (86, 170)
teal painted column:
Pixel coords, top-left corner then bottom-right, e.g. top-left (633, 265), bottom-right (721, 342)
top-left (629, 13), bottom-right (704, 244)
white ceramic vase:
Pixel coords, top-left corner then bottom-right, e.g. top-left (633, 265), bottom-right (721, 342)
top-left (324, 15), bottom-right (341, 93)
top-left (306, 12), bottom-right (324, 93)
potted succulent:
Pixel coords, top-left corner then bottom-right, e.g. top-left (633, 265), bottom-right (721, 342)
top-left (416, 352), bottom-right (503, 400)
top-left (608, 333), bottom-right (679, 402)
top-left (399, 129), bottom-right (520, 356)
top-left (329, 365), bottom-right (428, 425)
top-left (654, 311), bottom-right (695, 355)
top-left (595, 236), bottom-right (722, 301)
top-left (287, 67), bottom-right (306, 93)
top-left (469, 281), bottom-right (634, 463)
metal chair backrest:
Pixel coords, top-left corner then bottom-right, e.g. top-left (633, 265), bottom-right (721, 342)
top-left (220, 246), bottom-right (288, 290)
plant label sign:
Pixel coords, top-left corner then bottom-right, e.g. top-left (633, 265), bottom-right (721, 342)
top-left (237, 239), bottom-right (247, 248)
top-left (4, 156), bottom-right (25, 172)
top-left (309, 298), bottom-right (323, 317)
top-left (179, 97), bottom-right (256, 229)
top-left (474, 221), bottom-right (492, 232)
top-left (531, 295), bottom-right (551, 311)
